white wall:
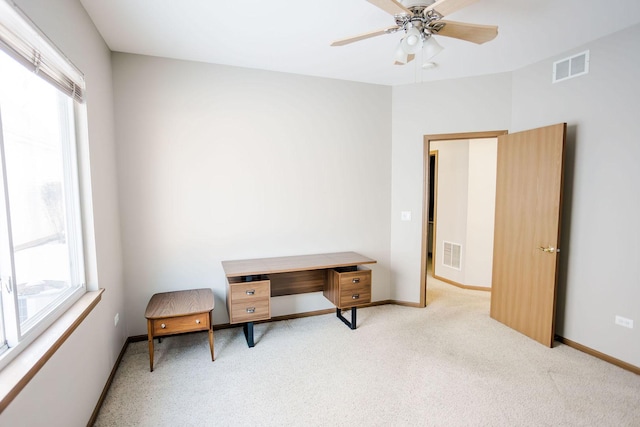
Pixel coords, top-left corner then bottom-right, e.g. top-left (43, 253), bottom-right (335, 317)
top-left (510, 24), bottom-right (640, 367)
top-left (0, 0), bottom-right (125, 425)
top-left (465, 138), bottom-right (497, 288)
top-left (111, 53), bottom-right (392, 336)
top-left (390, 73), bottom-right (512, 302)
top-left (432, 139), bottom-right (469, 285)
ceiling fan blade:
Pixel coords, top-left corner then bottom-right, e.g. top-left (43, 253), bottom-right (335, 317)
top-left (367, 0), bottom-right (412, 16)
top-left (430, 20), bottom-right (498, 44)
top-left (331, 26), bottom-right (400, 46)
top-left (426, 0), bottom-right (479, 17)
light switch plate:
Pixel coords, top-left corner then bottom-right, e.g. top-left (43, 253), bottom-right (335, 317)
top-left (401, 211), bottom-right (411, 221)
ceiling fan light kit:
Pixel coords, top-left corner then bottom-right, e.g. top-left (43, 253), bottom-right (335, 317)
top-left (331, 0), bottom-right (498, 66)
top-left (394, 43), bottom-right (416, 66)
top-left (395, 42), bottom-right (410, 64)
top-left (400, 26), bottom-right (424, 54)
top-left (423, 36), bottom-right (443, 60)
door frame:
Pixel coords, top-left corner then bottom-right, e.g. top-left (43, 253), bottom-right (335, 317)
top-left (420, 130), bottom-right (508, 307)
top-left (428, 150), bottom-right (438, 274)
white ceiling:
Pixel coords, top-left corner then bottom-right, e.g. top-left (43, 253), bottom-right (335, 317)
top-left (79, 0), bottom-right (640, 86)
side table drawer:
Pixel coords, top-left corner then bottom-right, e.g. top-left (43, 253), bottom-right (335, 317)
top-left (152, 312), bottom-right (210, 336)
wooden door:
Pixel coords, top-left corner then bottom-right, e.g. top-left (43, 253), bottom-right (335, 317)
top-left (490, 123), bottom-right (566, 347)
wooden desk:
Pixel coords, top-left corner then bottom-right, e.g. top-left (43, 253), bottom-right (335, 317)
top-left (221, 251), bottom-right (376, 347)
top-left (144, 288), bottom-right (215, 371)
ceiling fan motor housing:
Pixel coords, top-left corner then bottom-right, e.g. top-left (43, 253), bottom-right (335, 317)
top-left (395, 4), bottom-right (442, 41)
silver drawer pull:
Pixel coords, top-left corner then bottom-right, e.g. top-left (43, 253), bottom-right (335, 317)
top-left (246, 289), bottom-right (255, 295)
top-left (195, 319), bottom-right (201, 324)
top-left (246, 307), bottom-right (256, 313)
top-left (352, 294), bottom-right (360, 299)
top-left (352, 278), bottom-right (360, 284)
top-left (160, 323), bottom-right (166, 329)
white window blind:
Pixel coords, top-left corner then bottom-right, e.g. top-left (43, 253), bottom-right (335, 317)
top-left (0, 0), bottom-right (85, 103)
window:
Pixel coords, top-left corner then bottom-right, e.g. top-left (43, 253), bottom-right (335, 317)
top-left (0, 0), bottom-right (86, 368)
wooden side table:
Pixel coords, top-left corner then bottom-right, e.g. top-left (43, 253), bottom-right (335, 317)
top-left (144, 288), bottom-right (215, 372)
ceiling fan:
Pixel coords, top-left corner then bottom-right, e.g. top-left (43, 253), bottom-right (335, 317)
top-left (331, 0), bottom-right (498, 66)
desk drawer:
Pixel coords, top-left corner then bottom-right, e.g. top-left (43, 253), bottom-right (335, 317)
top-left (340, 285), bottom-right (371, 308)
top-left (230, 298), bottom-right (270, 323)
top-left (152, 312), bottom-right (210, 336)
top-left (324, 267), bottom-right (372, 309)
top-left (337, 270), bottom-right (371, 290)
top-left (227, 279), bottom-right (271, 324)
top-left (230, 280), bottom-right (270, 302)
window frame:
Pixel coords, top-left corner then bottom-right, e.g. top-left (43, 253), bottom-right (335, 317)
top-left (0, 0), bottom-right (87, 371)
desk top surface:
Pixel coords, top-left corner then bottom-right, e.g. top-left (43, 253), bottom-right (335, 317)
top-left (221, 251), bottom-right (376, 277)
top-left (145, 288), bottom-right (214, 319)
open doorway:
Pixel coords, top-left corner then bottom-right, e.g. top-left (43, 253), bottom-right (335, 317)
top-left (420, 130), bottom-right (507, 307)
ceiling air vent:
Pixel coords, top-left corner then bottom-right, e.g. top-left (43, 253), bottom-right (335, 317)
top-left (553, 50), bottom-right (590, 83)
top-left (443, 241), bottom-right (462, 270)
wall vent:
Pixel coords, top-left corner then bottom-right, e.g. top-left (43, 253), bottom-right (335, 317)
top-left (443, 241), bottom-right (462, 270)
top-left (553, 50), bottom-right (589, 83)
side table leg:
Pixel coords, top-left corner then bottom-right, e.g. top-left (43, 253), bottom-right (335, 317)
top-left (147, 319), bottom-right (154, 372)
top-left (243, 322), bottom-right (255, 348)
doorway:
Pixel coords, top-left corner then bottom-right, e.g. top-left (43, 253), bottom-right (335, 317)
top-left (420, 125), bottom-right (567, 348)
top-left (420, 130), bottom-right (507, 307)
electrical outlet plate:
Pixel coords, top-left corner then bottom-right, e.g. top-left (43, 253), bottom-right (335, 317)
top-left (615, 315), bottom-right (633, 329)
top-left (114, 312), bottom-right (120, 326)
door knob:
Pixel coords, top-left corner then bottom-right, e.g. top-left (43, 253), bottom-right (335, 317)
top-left (538, 246), bottom-right (557, 253)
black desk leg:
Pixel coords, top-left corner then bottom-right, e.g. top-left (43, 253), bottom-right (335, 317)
top-left (243, 322), bottom-right (255, 347)
top-left (336, 307), bottom-right (357, 330)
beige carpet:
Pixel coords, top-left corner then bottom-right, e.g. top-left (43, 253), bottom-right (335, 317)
top-left (94, 279), bottom-right (640, 426)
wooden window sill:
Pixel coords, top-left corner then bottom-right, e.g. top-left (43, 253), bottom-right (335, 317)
top-left (0, 289), bottom-right (104, 413)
